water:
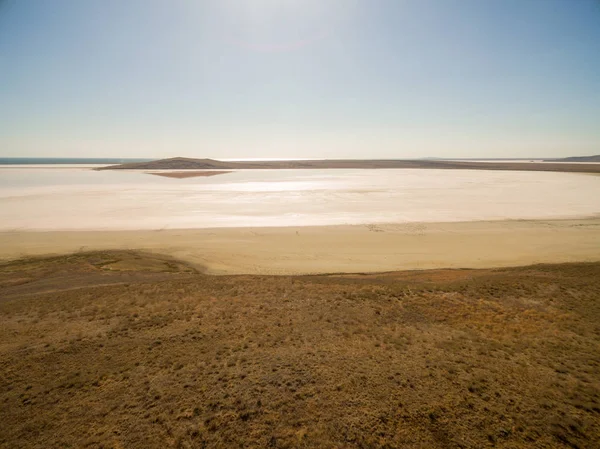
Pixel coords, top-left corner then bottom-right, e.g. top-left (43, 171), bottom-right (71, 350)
top-left (0, 158), bottom-right (151, 165)
top-left (0, 166), bottom-right (598, 231)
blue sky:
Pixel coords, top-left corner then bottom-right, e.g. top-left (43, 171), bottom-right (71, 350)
top-left (1, 0), bottom-right (599, 159)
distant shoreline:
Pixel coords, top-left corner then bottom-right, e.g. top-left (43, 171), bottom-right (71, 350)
top-left (0, 158), bottom-right (152, 165)
top-left (96, 157), bottom-right (600, 174)
top-left (148, 170), bottom-right (232, 179)
top-left (3, 156), bottom-right (600, 173)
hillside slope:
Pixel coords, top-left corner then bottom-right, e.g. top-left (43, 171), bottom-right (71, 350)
top-left (2, 252), bottom-right (600, 448)
top-left (547, 155), bottom-right (600, 163)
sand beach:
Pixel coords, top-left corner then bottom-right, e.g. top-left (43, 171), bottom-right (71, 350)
top-left (1, 218), bottom-right (598, 274)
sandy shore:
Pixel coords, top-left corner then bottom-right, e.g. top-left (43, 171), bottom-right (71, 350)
top-left (147, 170), bottom-right (232, 178)
top-left (1, 219), bottom-right (599, 274)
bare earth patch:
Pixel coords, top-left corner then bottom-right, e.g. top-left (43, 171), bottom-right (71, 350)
top-left (1, 251), bottom-right (599, 448)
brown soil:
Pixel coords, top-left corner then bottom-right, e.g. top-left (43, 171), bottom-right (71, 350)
top-left (96, 156), bottom-right (600, 173)
top-left (148, 171), bottom-right (232, 179)
top-left (1, 251), bottom-right (599, 448)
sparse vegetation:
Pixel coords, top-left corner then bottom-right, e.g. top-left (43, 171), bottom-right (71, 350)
top-left (1, 252), bottom-right (599, 448)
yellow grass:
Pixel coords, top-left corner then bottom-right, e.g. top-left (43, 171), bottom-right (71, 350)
top-left (1, 251), bottom-right (599, 448)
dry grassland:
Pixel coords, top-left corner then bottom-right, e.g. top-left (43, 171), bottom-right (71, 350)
top-left (1, 251), bottom-right (599, 448)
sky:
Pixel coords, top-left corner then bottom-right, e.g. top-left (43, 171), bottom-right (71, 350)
top-left (0, 0), bottom-right (599, 159)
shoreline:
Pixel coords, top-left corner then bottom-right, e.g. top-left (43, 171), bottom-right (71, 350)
top-left (147, 170), bottom-right (232, 178)
top-left (1, 218), bottom-right (599, 275)
top-left (98, 157), bottom-right (600, 174)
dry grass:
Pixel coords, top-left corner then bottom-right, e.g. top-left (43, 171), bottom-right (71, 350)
top-left (1, 251), bottom-right (599, 448)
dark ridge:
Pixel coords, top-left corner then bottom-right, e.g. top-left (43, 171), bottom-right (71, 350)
top-left (545, 155), bottom-right (600, 163)
top-left (96, 157), bottom-right (600, 173)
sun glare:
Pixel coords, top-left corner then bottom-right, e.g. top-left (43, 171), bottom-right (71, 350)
top-left (213, 0), bottom-right (355, 52)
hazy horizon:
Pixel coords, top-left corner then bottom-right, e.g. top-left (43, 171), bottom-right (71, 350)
top-left (1, 155), bottom-right (599, 164)
top-left (1, 0), bottom-right (600, 159)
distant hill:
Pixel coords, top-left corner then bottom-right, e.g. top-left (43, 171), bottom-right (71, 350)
top-left (96, 157), bottom-right (600, 173)
top-left (96, 157), bottom-right (239, 170)
top-left (96, 157), bottom-right (443, 170)
top-left (546, 155), bottom-right (600, 163)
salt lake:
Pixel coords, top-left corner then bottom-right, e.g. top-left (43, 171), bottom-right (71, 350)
top-left (0, 166), bottom-right (598, 231)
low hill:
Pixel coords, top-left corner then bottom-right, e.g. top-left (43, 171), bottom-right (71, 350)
top-left (546, 155), bottom-right (600, 163)
top-left (96, 157), bottom-right (239, 170)
top-left (97, 157), bottom-right (600, 173)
